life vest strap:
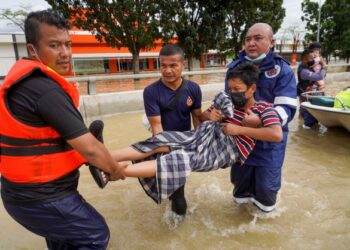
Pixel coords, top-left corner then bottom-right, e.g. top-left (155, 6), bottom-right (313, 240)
top-left (0, 134), bottom-right (64, 146)
top-left (0, 143), bottom-right (72, 156)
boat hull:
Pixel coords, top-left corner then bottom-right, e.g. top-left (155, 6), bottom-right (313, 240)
top-left (301, 102), bottom-right (350, 132)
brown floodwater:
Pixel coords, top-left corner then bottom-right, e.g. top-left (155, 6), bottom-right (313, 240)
top-left (0, 79), bottom-right (349, 250)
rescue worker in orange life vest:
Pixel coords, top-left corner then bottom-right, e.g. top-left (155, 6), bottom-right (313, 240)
top-left (0, 10), bottom-right (125, 249)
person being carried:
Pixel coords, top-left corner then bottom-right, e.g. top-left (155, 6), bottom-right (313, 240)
top-left (101, 63), bottom-right (283, 205)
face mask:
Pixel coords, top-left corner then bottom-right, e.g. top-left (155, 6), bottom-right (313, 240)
top-left (230, 91), bottom-right (248, 107)
top-left (244, 53), bottom-right (266, 64)
top-left (244, 46), bottom-right (271, 64)
top-left (307, 59), bottom-right (315, 67)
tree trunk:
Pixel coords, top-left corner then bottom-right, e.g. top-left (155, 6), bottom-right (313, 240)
top-left (132, 53), bottom-right (140, 74)
top-left (187, 57), bottom-right (193, 71)
top-left (279, 42), bottom-right (282, 55)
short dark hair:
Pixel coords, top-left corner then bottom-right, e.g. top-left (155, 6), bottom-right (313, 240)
top-left (301, 49), bottom-right (311, 60)
top-left (159, 44), bottom-right (184, 59)
top-left (227, 62), bottom-right (259, 87)
top-left (24, 10), bottom-right (70, 46)
top-left (308, 42), bottom-right (322, 50)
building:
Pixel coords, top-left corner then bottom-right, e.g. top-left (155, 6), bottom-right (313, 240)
top-left (0, 33), bottom-right (27, 78)
top-left (0, 31), bottom-right (228, 78)
top-left (0, 31), bottom-right (304, 78)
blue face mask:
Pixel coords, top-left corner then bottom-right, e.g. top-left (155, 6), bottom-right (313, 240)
top-left (244, 53), bottom-right (267, 64)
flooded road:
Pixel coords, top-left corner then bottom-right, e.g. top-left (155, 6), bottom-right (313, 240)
top-left (0, 80), bottom-right (349, 250)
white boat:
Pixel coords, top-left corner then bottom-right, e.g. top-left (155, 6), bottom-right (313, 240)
top-left (301, 99), bottom-right (350, 132)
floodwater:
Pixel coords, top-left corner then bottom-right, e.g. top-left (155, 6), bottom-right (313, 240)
top-left (0, 79), bottom-right (349, 250)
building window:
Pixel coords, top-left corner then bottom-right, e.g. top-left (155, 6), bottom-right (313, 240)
top-left (103, 59), bottom-right (110, 73)
top-left (205, 54), bottom-right (223, 67)
top-left (118, 58), bottom-right (133, 71)
top-left (153, 58), bottom-right (160, 70)
top-left (73, 59), bottom-right (106, 75)
top-left (139, 58), bottom-right (149, 70)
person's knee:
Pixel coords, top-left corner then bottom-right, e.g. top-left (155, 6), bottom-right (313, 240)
top-left (92, 220), bottom-right (110, 248)
top-left (79, 206), bottom-right (110, 249)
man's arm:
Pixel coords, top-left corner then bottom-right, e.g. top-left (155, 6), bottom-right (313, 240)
top-left (67, 133), bottom-right (125, 181)
top-left (221, 123), bottom-right (282, 142)
top-left (191, 108), bottom-right (202, 129)
top-left (273, 64), bottom-right (298, 127)
top-left (143, 86), bottom-right (163, 135)
top-left (300, 68), bottom-right (326, 82)
top-left (148, 115), bottom-right (163, 135)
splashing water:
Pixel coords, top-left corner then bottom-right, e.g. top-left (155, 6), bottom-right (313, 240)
top-left (162, 204), bottom-right (185, 230)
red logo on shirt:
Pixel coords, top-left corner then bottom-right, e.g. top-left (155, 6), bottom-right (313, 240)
top-left (265, 65), bottom-right (281, 78)
top-left (187, 96), bottom-right (193, 106)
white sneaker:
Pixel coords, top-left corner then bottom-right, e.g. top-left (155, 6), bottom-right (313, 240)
top-left (302, 124), bottom-right (311, 129)
top-left (233, 196), bottom-right (251, 205)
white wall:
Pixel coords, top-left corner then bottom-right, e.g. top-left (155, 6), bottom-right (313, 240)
top-left (0, 44), bottom-right (16, 77)
top-left (0, 34), bottom-right (27, 77)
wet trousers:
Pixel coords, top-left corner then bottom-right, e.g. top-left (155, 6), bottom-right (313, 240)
top-left (300, 107), bottom-right (318, 127)
top-left (3, 192), bottom-right (109, 250)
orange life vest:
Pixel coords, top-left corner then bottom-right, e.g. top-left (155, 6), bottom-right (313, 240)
top-left (0, 59), bottom-right (86, 183)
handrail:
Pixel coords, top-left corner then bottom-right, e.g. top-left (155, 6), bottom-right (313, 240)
top-left (66, 68), bottom-right (227, 82)
top-left (67, 68), bottom-right (227, 95)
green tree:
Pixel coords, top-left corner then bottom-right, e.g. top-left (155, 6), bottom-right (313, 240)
top-left (0, 4), bottom-right (32, 31)
top-left (339, 29), bottom-right (350, 63)
top-left (47, 0), bottom-right (168, 74)
top-left (301, 0), bottom-right (319, 43)
top-left (223, 0), bottom-right (285, 57)
top-left (160, 0), bottom-right (227, 70)
top-left (302, 0), bottom-right (350, 62)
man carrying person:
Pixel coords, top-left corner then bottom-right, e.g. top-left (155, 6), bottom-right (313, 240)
top-left (0, 10), bottom-right (124, 249)
top-left (225, 23), bottom-right (297, 213)
top-left (143, 44), bottom-right (203, 216)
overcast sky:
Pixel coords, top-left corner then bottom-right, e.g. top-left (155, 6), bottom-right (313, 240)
top-left (0, 0), bottom-right (308, 38)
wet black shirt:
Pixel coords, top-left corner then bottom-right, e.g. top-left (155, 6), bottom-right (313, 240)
top-left (1, 70), bottom-right (88, 204)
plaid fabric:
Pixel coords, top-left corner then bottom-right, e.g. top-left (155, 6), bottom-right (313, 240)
top-left (133, 92), bottom-right (241, 204)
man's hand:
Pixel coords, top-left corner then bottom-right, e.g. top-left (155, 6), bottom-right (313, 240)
top-left (221, 123), bottom-right (241, 136)
top-left (208, 107), bottom-right (223, 122)
top-left (109, 162), bottom-right (128, 181)
top-left (242, 109), bottom-right (262, 128)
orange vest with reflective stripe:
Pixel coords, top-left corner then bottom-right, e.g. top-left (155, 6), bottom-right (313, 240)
top-left (0, 59), bottom-right (86, 183)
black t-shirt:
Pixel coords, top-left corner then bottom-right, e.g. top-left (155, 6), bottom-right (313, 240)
top-left (1, 70), bottom-right (88, 204)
